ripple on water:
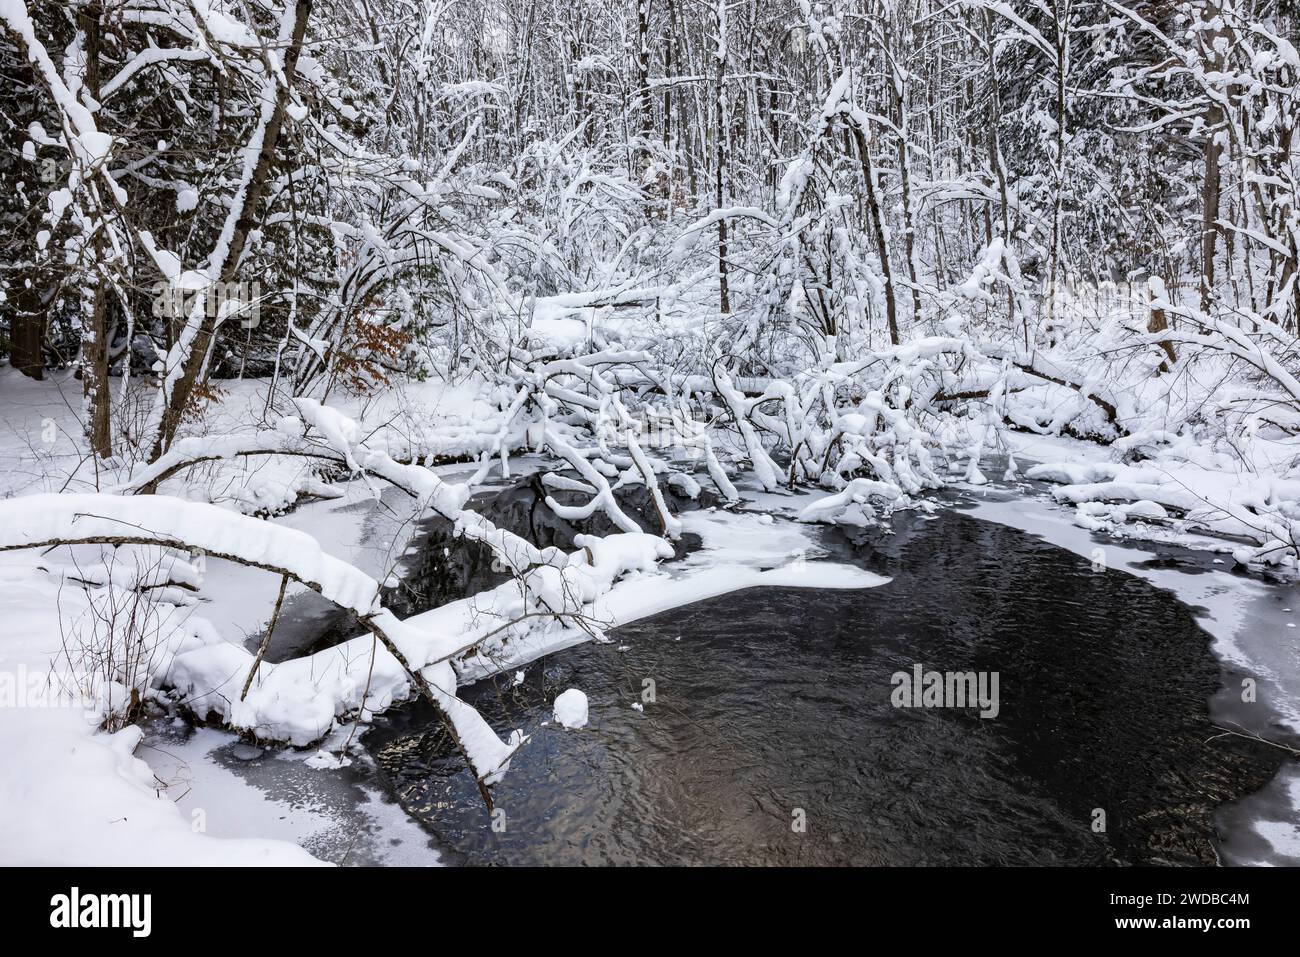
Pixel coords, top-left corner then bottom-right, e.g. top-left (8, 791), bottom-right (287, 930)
top-left (364, 510), bottom-right (1288, 866)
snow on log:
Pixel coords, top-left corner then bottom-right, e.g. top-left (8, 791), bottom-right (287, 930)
top-left (797, 478), bottom-right (903, 524)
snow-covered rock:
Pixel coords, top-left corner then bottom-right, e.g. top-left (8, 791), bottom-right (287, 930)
top-left (552, 689), bottom-right (589, 729)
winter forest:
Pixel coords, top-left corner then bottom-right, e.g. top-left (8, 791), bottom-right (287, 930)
top-left (2, 0), bottom-right (1300, 870)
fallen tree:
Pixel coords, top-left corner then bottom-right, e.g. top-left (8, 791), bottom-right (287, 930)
top-left (0, 492), bottom-right (523, 807)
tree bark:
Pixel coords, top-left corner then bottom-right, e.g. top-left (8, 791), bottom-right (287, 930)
top-left (8, 282), bottom-right (45, 380)
top-left (1200, 5), bottom-right (1225, 314)
top-left (79, 0), bottom-right (112, 458)
top-left (1044, 0), bottom-right (1070, 348)
top-left (6, 89), bottom-right (44, 381)
top-left (886, 20), bottom-right (921, 324)
top-left (714, 0), bottom-right (730, 314)
top-left (850, 124), bottom-right (899, 346)
top-left (1147, 292), bottom-right (1176, 374)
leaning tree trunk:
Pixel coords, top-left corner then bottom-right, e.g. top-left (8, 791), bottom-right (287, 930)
top-left (850, 123), bottom-right (900, 346)
top-left (150, 0), bottom-right (313, 462)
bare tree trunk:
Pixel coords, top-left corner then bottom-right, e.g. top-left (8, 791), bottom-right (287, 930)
top-left (886, 20), bottom-right (921, 324)
top-left (634, 0), bottom-right (660, 214)
top-left (1044, 0), bottom-right (1070, 348)
top-left (850, 124), bottom-right (899, 346)
top-left (1200, 5), bottom-right (1224, 315)
top-left (982, 9), bottom-right (1017, 343)
top-left (714, 0), bottom-right (730, 314)
top-left (635, 0), bottom-right (653, 150)
top-left (1147, 278), bottom-right (1176, 374)
top-left (79, 0), bottom-right (111, 459)
top-left (8, 284), bottom-right (45, 380)
top-left (663, 0), bottom-right (675, 149)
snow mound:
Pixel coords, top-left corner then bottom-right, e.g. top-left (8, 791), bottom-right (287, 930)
top-left (553, 689), bottom-right (589, 729)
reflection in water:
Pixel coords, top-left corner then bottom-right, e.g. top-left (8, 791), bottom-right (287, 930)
top-left (364, 510), bottom-right (1286, 866)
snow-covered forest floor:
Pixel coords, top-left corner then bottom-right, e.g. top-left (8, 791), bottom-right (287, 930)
top-left (3, 0), bottom-right (1300, 866)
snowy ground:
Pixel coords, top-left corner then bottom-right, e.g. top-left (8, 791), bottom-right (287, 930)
top-left (0, 563), bottom-right (322, 865)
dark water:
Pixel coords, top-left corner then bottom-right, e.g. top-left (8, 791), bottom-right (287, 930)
top-left (362, 509), bottom-right (1285, 866)
top-left (381, 471), bottom-right (709, 620)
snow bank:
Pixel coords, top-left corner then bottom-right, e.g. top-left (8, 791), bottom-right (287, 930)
top-left (0, 561), bottom-right (322, 865)
top-left (1025, 457), bottom-right (1300, 567)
